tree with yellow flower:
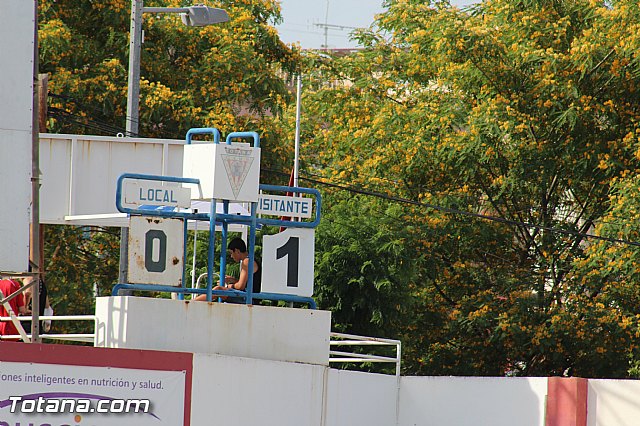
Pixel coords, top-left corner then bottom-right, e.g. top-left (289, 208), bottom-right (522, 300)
top-left (300, 0), bottom-right (640, 377)
top-left (38, 0), bottom-right (301, 328)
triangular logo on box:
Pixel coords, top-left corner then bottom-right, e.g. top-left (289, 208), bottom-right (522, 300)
top-left (221, 148), bottom-right (254, 199)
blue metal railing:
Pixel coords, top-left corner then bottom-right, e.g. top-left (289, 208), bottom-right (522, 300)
top-left (112, 127), bottom-right (321, 309)
top-left (186, 127), bottom-right (221, 145)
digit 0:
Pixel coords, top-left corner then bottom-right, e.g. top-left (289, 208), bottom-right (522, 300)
top-left (145, 230), bottom-right (167, 273)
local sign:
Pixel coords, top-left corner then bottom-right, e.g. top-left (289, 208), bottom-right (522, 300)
top-left (124, 181), bottom-right (191, 209)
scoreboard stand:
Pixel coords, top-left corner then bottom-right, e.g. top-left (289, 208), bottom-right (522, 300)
top-left (112, 128), bottom-right (321, 308)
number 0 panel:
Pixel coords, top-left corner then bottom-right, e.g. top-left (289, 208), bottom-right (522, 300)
top-left (128, 216), bottom-right (185, 286)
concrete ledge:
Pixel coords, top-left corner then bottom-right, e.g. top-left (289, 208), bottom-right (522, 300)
top-left (95, 296), bottom-right (331, 365)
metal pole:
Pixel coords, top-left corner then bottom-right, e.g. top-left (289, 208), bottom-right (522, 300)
top-left (293, 75), bottom-right (302, 187)
top-left (31, 0), bottom-right (40, 343)
top-left (126, 0), bottom-right (143, 137)
top-left (220, 201), bottom-right (229, 293)
top-left (120, 0), bottom-right (143, 294)
top-left (323, 0), bottom-right (330, 50)
top-left (118, 229), bottom-right (129, 291)
top-left (191, 212), bottom-right (198, 288)
top-left (289, 75), bottom-right (302, 309)
top-left (207, 198), bottom-right (217, 302)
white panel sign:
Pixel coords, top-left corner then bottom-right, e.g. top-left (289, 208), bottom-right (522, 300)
top-left (0, 361), bottom-right (185, 425)
top-left (183, 143), bottom-right (260, 202)
top-left (38, 135), bottom-right (186, 225)
top-left (128, 216), bottom-right (184, 286)
top-left (258, 194), bottom-right (313, 218)
top-left (123, 181), bottom-right (191, 209)
top-left (261, 228), bottom-right (315, 297)
top-left (0, 0), bottom-right (34, 273)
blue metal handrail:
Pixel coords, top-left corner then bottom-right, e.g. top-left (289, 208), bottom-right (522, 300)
top-left (112, 128), bottom-right (321, 309)
top-left (225, 131), bottom-right (260, 148)
top-left (186, 127), bottom-right (221, 145)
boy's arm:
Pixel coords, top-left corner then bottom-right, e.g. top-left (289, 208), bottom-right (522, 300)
top-left (231, 258), bottom-right (250, 290)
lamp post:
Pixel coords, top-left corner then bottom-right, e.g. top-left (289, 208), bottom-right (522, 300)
top-left (120, 1), bottom-right (229, 291)
top-left (125, 1), bottom-right (229, 136)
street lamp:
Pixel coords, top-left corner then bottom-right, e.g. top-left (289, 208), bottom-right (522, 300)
top-left (126, 1), bottom-right (229, 136)
top-left (120, 2), bottom-right (229, 291)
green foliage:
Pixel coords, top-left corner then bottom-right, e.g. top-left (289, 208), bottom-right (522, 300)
top-left (297, 0), bottom-right (640, 377)
top-left (43, 225), bottom-right (119, 337)
top-left (40, 0), bottom-right (640, 379)
top-left (314, 194), bottom-right (416, 338)
top-left (39, 0), bottom-right (300, 145)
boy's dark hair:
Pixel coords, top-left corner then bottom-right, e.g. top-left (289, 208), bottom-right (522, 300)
top-left (228, 237), bottom-right (247, 253)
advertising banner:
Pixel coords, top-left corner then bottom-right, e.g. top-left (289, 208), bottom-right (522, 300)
top-left (0, 361), bottom-right (186, 425)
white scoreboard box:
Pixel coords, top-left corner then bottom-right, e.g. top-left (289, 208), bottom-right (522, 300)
top-left (183, 143), bottom-right (260, 202)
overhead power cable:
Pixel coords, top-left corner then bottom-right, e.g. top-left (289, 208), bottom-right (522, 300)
top-left (44, 96), bottom-right (639, 250)
top-left (49, 108), bottom-right (125, 136)
top-left (49, 92), bottom-right (183, 140)
top-left (263, 168), bottom-right (640, 248)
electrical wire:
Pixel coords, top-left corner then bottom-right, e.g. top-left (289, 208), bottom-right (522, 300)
top-left (49, 108), bottom-right (125, 136)
top-left (48, 100), bottom-right (129, 136)
top-left (263, 168), bottom-right (640, 248)
top-left (49, 92), bottom-right (183, 140)
top-left (286, 166), bottom-right (636, 233)
top-left (45, 93), bottom-right (639, 248)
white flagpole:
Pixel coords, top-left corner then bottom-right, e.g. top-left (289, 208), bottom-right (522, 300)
top-left (294, 74), bottom-right (302, 188)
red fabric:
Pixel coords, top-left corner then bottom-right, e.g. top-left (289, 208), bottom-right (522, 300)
top-left (0, 279), bottom-right (25, 336)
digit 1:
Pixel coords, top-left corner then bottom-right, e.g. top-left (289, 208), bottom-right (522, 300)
top-left (145, 230), bottom-right (167, 273)
top-left (276, 236), bottom-right (299, 287)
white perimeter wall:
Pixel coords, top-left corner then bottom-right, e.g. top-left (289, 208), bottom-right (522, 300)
top-left (325, 369), bottom-right (398, 426)
top-left (192, 353), bottom-right (326, 426)
top-left (399, 376), bottom-right (548, 426)
top-left (190, 356), bottom-right (549, 426)
top-left (95, 296), bottom-right (555, 426)
top-left (0, 1), bottom-right (34, 273)
top-left (587, 379), bottom-right (640, 426)
top-left (191, 354), bottom-right (399, 426)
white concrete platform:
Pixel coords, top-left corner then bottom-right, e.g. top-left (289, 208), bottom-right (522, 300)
top-left (95, 296), bottom-right (331, 365)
